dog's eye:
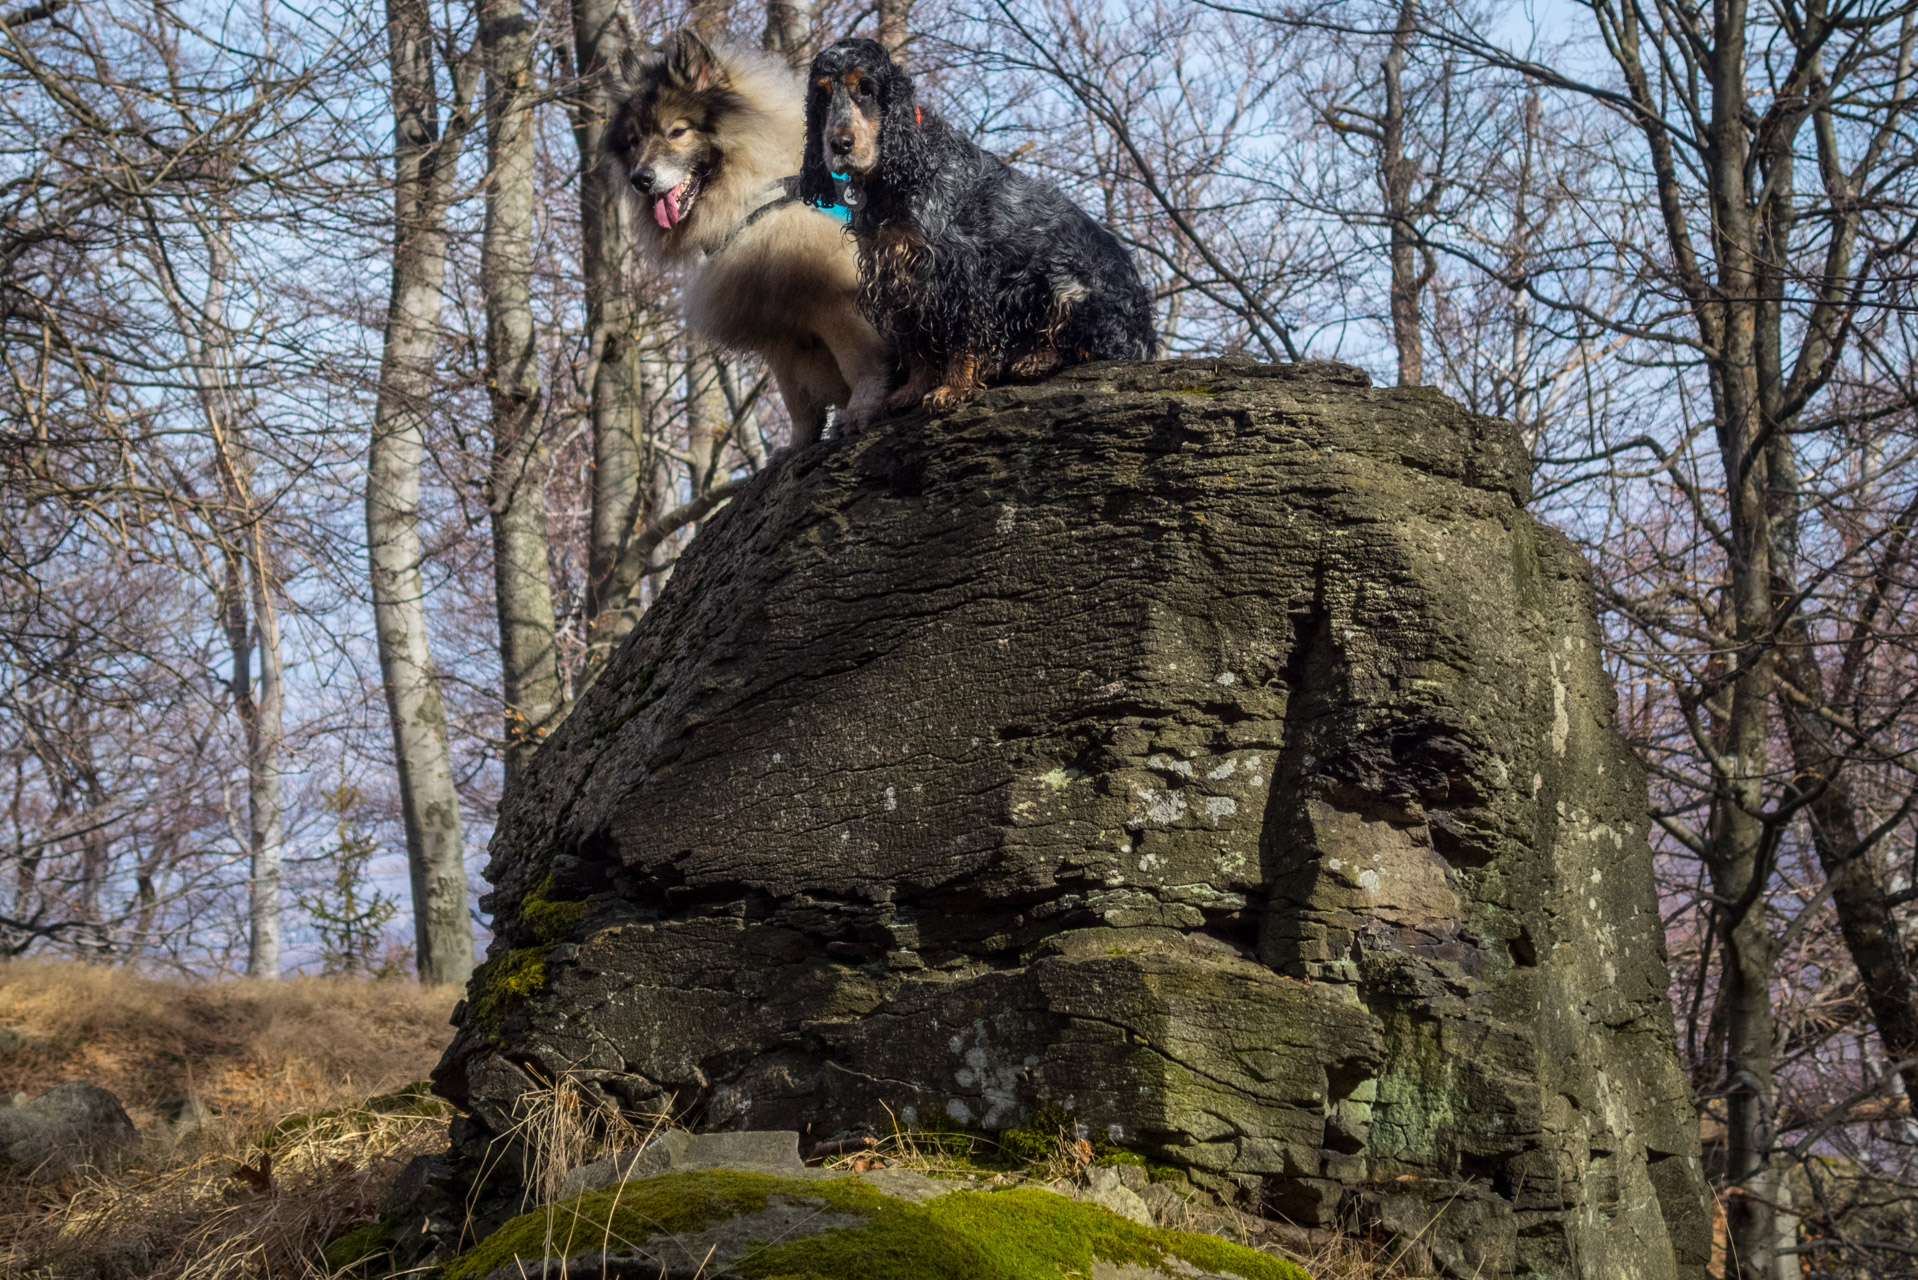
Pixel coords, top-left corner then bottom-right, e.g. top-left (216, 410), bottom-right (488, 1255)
top-left (667, 124), bottom-right (689, 139)
top-left (857, 80), bottom-right (875, 97)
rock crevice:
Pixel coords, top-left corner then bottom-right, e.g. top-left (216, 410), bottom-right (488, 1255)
top-left (436, 359), bottom-right (1711, 1279)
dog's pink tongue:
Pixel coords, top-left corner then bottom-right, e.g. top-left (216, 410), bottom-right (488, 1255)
top-left (653, 184), bottom-right (683, 230)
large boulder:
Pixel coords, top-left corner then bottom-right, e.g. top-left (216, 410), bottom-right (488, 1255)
top-left (436, 359), bottom-right (1711, 1278)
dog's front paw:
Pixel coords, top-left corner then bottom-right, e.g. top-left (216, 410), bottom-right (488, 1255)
top-left (923, 384), bottom-right (968, 412)
top-left (1010, 348), bottom-right (1061, 379)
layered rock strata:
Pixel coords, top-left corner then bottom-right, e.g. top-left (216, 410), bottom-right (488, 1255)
top-left (435, 359), bottom-right (1711, 1278)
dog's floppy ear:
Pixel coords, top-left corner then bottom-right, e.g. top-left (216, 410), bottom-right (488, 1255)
top-left (664, 28), bottom-right (726, 90)
top-left (798, 65), bottom-right (835, 207)
top-left (876, 63), bottom-right (929, 194)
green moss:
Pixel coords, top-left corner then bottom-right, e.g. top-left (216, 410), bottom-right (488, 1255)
top-left (322, 1217), bottom-right (398, 1271)
top-left (993, 1101), bottom-right (1139, 1172)
top-left (467, 947), bottom-right (549, 1036)
top-left (446, 1171), bottom-right (1307, 1280)
top-left (745, 1187), bottom-right (1307, 1280)
top-left (994, 1101), bottom-right (1080, 1166)
top-left (520, 874), bottom-right (589, 945)
top-left (445, 1171), bottom-right (897, 1280)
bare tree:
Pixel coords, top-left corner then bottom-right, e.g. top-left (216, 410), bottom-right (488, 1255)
top-left (195, 226), bottom-right (289, 979)
top-left (763, 0), bottom-right (812, 65)
top-left (878, 0), bottom-right (911, 54)
top-left (481, 0), bottom-right (562, 783)
top-left (1415, 1), bottom-right (1918, 1271)
top-left (0, 0), bottom-right (408, 976)
top-left (564, 0), bottom-right (655, 661)
top-left (369, 0), bottom-right (480, 985)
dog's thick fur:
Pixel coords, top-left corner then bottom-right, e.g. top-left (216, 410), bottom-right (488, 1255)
top-left (799, 38), bottom-right (1157, 412)
top-left (606, 32), bottom-right (890, 441)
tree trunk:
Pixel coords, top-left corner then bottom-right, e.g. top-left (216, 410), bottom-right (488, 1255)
top-left (1707, 231), bottom-right (1786, 1280)
top-left (1709, 366), bottom-right (1782, 1280)
top-left (189, 219), bottom-right (286, 981)
top-left (222, 544), bottom-right (286, 980)
top-left (481, 0), bottom-right (560, 786)
top-left (1774, 589), bottom-right (1918, 1110)
top-left (877, 0), bottom-right (910, 55)
top-left (1379, 0), bottom-right (1424, 387)
top-left (1757, 61), bottom-right (1918, 1120)
top-left (685, 349), bottom-right (724, 500)
top-left (1594, 0), bottom-right (1783, 1265)
top-left (369, 0), bottom-right (478, 986)
top-left (568, 0), bottom-right (653, 667)
top-left (245, 562), bottom-right (286, 979)
top-left (762, 0), bottom-right (811, 66)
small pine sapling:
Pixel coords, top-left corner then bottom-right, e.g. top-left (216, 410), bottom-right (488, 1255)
top-left (296, 776), bottom-right (401, 977)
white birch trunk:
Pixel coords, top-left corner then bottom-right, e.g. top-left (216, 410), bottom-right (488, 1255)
top-left (368, 0), bottom-right (479, 985)
top-left (481, 0), bottom-right (560, 784)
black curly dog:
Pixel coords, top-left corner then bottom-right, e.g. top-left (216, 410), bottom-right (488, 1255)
top-left (799, 38), bottom-right (1156, 413)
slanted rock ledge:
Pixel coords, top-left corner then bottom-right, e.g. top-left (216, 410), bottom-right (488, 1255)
top-left (435, 359), bottom-right (1712, 1279)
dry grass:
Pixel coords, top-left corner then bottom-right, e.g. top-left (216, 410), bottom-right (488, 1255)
top-left (479, 1071), bottom-right (664, 1211)
top-left (0, 960), bottom-right (459, 1280)
top-left (0, 961), bottom-right (458, 1130)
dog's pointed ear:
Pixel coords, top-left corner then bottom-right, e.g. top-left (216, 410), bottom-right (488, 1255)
top-left (664, 28), bottom-right (727, 91)
top-left (616, 40), bottom-right (661, 90)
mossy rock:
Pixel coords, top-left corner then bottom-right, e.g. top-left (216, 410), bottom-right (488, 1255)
top-left (443, 359), bottom-right (1715, 1277)
top-left (323, 1217), bottom-right (399, 1274)
top-left (465, 947), bottom-right (548, 1036)
top-left (445, 1168), bottom-right (1308, 1280)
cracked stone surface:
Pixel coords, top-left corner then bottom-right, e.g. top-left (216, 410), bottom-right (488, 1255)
top-left (435, 358), bottom-right (1712, 1279)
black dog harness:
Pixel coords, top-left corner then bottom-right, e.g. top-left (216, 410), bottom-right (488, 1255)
top-left (708, 175), bottom-right (858, 258)
top-left (713, 176), bottom-right (844, 256)
top-left (706, 178), bottom-right (796, 256)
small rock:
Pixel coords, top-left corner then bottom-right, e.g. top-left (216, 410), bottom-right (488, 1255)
top-left (1140, 1181), bottom-right (1196, 1226)
top-left (1083, 1166), bottom-right (1155, 1227)
top-left (0, 1081), bottom-right (137, 1176)
top-left (675, 1129), bottom-right (803, 1171)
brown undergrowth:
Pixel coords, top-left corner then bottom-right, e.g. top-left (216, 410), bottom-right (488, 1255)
top-left (0, 960), bottom-right (458, 1279)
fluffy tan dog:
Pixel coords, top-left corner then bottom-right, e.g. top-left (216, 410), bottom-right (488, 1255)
top-left (606, 31), bottom-right (891, 443)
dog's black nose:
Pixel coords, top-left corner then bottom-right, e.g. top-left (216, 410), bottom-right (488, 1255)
top-left (633, 165), bottom-right (656, 191)
top-left (829, 133), bottom-right (855, 156)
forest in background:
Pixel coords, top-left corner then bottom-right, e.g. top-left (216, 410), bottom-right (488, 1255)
top-left (3, 0), bottom-right (1917, 1273)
